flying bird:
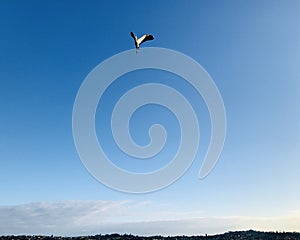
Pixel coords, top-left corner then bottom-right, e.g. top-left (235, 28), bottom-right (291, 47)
top-left (130, 32), bottom-right (154, 53)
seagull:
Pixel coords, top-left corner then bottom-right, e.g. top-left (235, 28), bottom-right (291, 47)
top-left (130, 32), bottom-right (154, 53)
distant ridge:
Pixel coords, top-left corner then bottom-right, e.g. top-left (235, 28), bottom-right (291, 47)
top-left (1, 230), bottom-right (300, 240)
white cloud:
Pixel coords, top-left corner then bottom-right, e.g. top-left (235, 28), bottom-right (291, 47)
top-left (0, 201), bottom-right (300, 236)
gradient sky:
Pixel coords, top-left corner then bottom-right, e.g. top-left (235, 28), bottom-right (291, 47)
top-left (1, 0), bottom-right (300, 236)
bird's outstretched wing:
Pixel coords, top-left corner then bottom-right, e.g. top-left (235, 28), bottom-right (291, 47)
top-left (130, 32), bottom-right (137, 41)
top-left (137, 34), bottom-right (154, 45)
top-left (130, 31), bottom-right (139, 49)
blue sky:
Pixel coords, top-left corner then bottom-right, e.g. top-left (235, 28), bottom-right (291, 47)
top-left (1, 0), bottom-right (300, 236)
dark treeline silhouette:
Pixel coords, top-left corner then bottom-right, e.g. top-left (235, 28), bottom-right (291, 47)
top-left (1, 230), bottom-right (300, 240)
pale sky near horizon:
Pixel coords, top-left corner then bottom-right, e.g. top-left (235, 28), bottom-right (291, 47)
top-left (1, 0), bottom-right (300, 236)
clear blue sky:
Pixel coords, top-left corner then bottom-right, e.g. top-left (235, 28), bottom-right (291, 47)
top-left (1, 0), bottom-right (300, 236)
